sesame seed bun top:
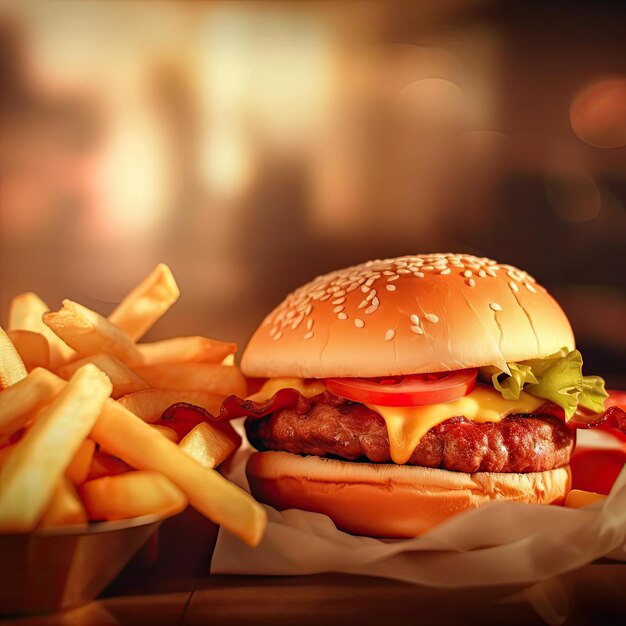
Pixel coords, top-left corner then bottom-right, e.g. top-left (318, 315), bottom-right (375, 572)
top-left (240, 253), bottom-right (575, 378)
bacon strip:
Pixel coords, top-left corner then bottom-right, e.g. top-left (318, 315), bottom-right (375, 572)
top-left (161, 388), bottom-right (323, 424)
top-left (535, 398), bottom-right (626, 442)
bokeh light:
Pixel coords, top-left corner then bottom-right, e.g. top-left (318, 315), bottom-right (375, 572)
top-left (0, 1), bottom-right (624, 387)
top-left (570, 78), bottom-right (626, 149)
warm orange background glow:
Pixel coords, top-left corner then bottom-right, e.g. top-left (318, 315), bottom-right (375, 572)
top-left (0, 1), bottom-right (624, 386)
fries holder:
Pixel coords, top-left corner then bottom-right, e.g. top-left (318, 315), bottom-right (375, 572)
top-left (0, 515), bottom-right (163, 615)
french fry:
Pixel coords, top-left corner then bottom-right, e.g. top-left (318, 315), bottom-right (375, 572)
top-left (117, 389), bottom-right (225, 423)
top-left (132, 336), bottom-right (237, 366)
top-left (565, 489), bottom-right (607, 509)
top-left (38, 478), bottom-right (87, 529)
top-left (58, 353), bottom-right (149, 399)
top-left (151, 424), bottom-right (180, 443)
top-left (0, 326), bottom-right (28, 389)
top-left (87, 451), bottom-right (133, 481)
top-left (81, 471), bottom-right (187, 521)
top-left (108, 264), bottom-right (180, 342)
top-left (8, 292), bottom-right (76, 368)
top-left (0, 364), bottom-right (112, 532)
top-left (6, 330), bottom-right (50, 372)
top-left (179, 422), bottom-right (241, 469)
top-left (0, 368), bottom-right (65, 438)
top-left (66, 439), bottom-right (96, 486)
top-left (0, 444), bottom-right (16, 467)
top-left (91, 400), bottom-right (266, 546)
top-left (42, 300), bottom-right (143, 364)
top-left (131, 363), bottom-right (246, 396)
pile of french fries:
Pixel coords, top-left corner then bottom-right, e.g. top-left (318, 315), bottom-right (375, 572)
top-left (0, 264), bottom-right (266, 546)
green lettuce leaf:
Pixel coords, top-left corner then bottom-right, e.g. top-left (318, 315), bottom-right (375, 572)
top-left (579, 375), bottom-right (608, 413)
top-left (524, 350), bottom-right (584, 419)
top-left (490, 363), bottom-right (537, 401)
top-left (482, 348), bottom-right (608, 420)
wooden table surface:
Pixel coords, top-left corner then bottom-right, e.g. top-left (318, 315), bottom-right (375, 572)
top-left (2, 509), bottom-right (626, 626)
top-left (3, 565), bottom-right (626, 625)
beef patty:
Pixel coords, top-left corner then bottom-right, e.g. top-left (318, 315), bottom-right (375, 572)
top-left (245, 399), bottom-right (575, 473)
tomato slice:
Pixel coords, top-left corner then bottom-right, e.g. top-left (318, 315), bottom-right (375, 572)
top-left (324, 369), bottom-right (478, 407)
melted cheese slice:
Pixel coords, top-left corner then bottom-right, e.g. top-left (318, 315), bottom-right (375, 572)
top-left (247, 377), bottom-right (325, 403)
top-left (368, 387), bottom-right (544, 464)
top-left (249, 378), bottom-right (544, 465)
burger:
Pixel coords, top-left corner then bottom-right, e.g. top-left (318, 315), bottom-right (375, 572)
top-left (211, 253), bottom-right (621, 538)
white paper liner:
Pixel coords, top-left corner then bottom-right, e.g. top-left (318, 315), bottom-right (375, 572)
top-left (212, 426), bottom-right (626, 588)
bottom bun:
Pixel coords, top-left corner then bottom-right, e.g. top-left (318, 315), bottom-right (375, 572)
top-left (246, 451), bottom-right (572, 538)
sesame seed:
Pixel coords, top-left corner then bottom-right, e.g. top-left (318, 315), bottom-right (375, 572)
top-left (306, 319), bottom-right (314, 330)
top-left (489, 302), bottom-right (502, 312)
top-left (424, 313), bottom-right (439, 323)
top-left (303, 331), bottom-right (314, 340)
top-left (273, 331), bottom-right (283, 341)
top-left (354, 318), bottom-right (365, 328)
top-left (410, 325), bottom-right (424, 335)
top-left (385, 329), bottom-right (395, 341)
top-left (268, 255), bottom-right (542, 338)
top-left (410, 314), bottom-right (420, 325)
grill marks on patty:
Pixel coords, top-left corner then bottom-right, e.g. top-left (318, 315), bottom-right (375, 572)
top-left (244, 400), bottom-right (575, 473)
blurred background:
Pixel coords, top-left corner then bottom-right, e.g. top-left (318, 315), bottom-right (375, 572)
top-left (0, 0), bottom-right (624, 386)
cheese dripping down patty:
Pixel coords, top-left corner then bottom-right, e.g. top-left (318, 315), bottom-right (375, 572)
top-left (248, 378), bottom-right (544, 464)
